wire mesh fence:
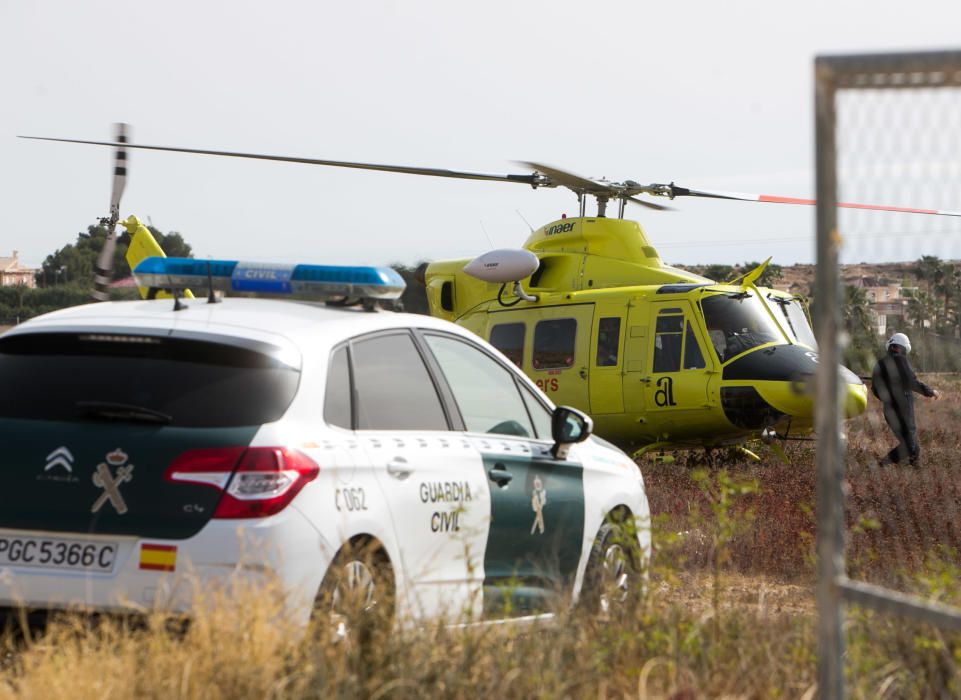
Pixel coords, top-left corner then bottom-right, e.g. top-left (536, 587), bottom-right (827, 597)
top-left (816, 50), bottom-right (961, 699)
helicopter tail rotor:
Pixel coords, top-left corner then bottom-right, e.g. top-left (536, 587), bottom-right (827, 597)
top-left (92, 123), bottom-right (128, 301)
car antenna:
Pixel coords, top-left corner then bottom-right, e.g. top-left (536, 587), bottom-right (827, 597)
top-left (205, 261), bottom-right (220, 304)
top-left (172, 287), bottom-right (187, 311)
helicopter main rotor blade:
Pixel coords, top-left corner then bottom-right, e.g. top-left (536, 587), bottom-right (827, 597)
top-left (626, 196), bottom-right (672, 212)
top-left (19, 135), bottom-right (542, 188)
top-left (516, 161), bottom-right (614, 196)
top-left (651, 183), bottom-right (961, 217)
top-left (519, 162), bottom-right (672, 210)
top-left (92, 123), bottom-right (128, 302)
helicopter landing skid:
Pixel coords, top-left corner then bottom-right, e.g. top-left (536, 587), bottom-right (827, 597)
top-left (630, 442), bottom-right (674, 460)
top-left (730, 445), bottom-right (761, 462)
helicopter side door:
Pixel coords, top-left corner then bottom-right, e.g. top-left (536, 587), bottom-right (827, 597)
top-left (526, 304), bottom-right (594, 413)
top-left (588, 303), bottom-right (626, 415)
top-left (641, 302), bottom-right (714, 435)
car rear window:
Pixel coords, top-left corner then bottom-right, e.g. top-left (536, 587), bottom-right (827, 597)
top-left (0, 333), bottom-right (300, 427)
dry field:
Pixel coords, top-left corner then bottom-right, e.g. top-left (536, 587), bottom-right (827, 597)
top-left (1, 377), bottom-right (960, 698)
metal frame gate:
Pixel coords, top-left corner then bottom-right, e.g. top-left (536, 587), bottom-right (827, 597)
top-left (815, 50), bottom-right (961, 699)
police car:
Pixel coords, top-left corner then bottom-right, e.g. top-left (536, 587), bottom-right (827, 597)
top-left (0, 258), bottom-right (650, 630)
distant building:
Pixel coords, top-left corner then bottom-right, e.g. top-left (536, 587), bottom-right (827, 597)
top-left (868, 308), bottom-right (888, 338)
top-left (0, 251), bottom-right (37, 288)
top-left (847, 275), bottom-right (910, 335)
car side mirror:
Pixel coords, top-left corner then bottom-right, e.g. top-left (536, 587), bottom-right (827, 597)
top-left (551, 405), bottom-right (593, 459)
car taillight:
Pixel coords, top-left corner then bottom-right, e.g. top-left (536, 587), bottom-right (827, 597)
top-left (165, 447), bottom-right (319, 519)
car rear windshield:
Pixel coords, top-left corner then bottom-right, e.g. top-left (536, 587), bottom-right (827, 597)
top-left (0, 333), bottom-right (300, 427)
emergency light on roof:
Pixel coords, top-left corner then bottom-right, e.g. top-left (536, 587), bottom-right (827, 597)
top-left (133, 257), bottom-right (406, 301)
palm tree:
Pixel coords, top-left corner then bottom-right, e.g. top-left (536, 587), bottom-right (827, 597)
top-left (843, 285), bottom-right (878, 373)
top-left (906, 289), bottom-right (937, 331)
top-left (934, 262), bottom-right (959, 334)
top-left (916, 255), bottom-right (943, 295)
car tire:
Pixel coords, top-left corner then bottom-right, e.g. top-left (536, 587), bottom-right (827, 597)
top-left (580, 517), bottom-right (640, 617)
top-left (312, 538), bottom-right (395, 646)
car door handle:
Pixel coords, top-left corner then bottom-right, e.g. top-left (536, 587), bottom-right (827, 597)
top-left (579, 367), bottom-right (587, 379)
top-left (387, 456), bottom-right (412, 480)
top-left (487, 464), bottom-right (513, 487)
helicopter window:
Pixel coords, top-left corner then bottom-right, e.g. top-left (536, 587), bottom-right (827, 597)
top-left (533, 319), bottom-right (576, 370)
top-left (530, 259), bottom-right (548, 287)
top-left (700, 293), bottom-right (782, 363)
top-left (440, 282), bottom-right (454, 312)
top-left (779, 298), bottom-right (818, 349)
top-left (596, 317), bottom-right (621, 367)
top-left (653, 315), bottom-right (683, 373)
top-left (422, 334), bottom-right (534, 438)
top-left (683, 321), bottom-right (706, 370)
top-left (489, 323), bottom-right (525, 368)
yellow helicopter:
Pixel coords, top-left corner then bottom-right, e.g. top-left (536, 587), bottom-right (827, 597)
top-left (25, 129), bottom-right (959, 458)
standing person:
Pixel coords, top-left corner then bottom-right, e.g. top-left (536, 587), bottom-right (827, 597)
top-left (871, 332), bottom-right (939, 466)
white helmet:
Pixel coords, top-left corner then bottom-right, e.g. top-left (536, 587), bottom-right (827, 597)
top-left (887, 332), bottom-right (911, 353)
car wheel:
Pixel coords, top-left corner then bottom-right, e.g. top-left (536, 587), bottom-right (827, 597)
top-left (313, 539), bottom-right (395, 645)
top-left (581, 519), bottom-right (639, 617)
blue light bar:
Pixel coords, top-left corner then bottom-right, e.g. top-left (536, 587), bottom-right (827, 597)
top-left (133, 257), bottom-right (406, 301)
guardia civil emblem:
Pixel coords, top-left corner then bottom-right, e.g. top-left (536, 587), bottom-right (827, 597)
top-left (91, 448), bottom-right (135, 515)
top-left (530, 474), bottom-right (547, 535)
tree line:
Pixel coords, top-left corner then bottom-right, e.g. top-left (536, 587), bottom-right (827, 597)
top-left (4, 226), bottom-right (959, 377)
top-left (0, 223), bottom-right (191, 325)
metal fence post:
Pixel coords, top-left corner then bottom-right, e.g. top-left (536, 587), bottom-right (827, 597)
top-left (814, 56), bottom-right (845, 700)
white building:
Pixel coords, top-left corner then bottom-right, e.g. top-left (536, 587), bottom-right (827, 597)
top-left (0, 251), bottom-right (37, 288)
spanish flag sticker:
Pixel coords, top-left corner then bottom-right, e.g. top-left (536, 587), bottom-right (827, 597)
top-left (139, 544), bottom-right (177, 572)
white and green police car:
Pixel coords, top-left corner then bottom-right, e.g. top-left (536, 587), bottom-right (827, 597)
top-left (0, 258), bottom-right (650, 629)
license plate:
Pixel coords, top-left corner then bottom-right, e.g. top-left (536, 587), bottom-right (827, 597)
top-left (0, 536), bottom-right (119, 573)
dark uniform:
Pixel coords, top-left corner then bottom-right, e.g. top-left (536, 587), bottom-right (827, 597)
top-left (871, 348), bottom-right (936, 465)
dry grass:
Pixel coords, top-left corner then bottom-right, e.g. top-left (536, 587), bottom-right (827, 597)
top-left (1, 376), bottom-right (960, 698)
top-left (0, 580), bottom-right (819, 699)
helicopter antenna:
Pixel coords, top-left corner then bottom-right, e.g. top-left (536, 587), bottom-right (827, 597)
top-left (515, 209), bottom-right (534, 233)
top-left (479, 220), bottom-right (495, 248)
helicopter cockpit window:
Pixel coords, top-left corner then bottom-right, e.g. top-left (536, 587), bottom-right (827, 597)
top-left (700, 292), bottom-right (783, 363)
top-left (533, 319), bottom-right (576, 370)
top-left (596, 317), bottom-right (621, 367)
top-left (490, 323), bottom-right (525, 367)
top-left (768, 296), bottom-right (818, 349)
top-left (653, 314), bottom-right (683, 373)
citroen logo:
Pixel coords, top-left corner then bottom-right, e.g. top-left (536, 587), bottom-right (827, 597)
top-left (44, 446), bottom-right (74, 473)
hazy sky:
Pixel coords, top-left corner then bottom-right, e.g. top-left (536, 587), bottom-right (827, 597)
top-left (3, 0), bottom-right (961, 271)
